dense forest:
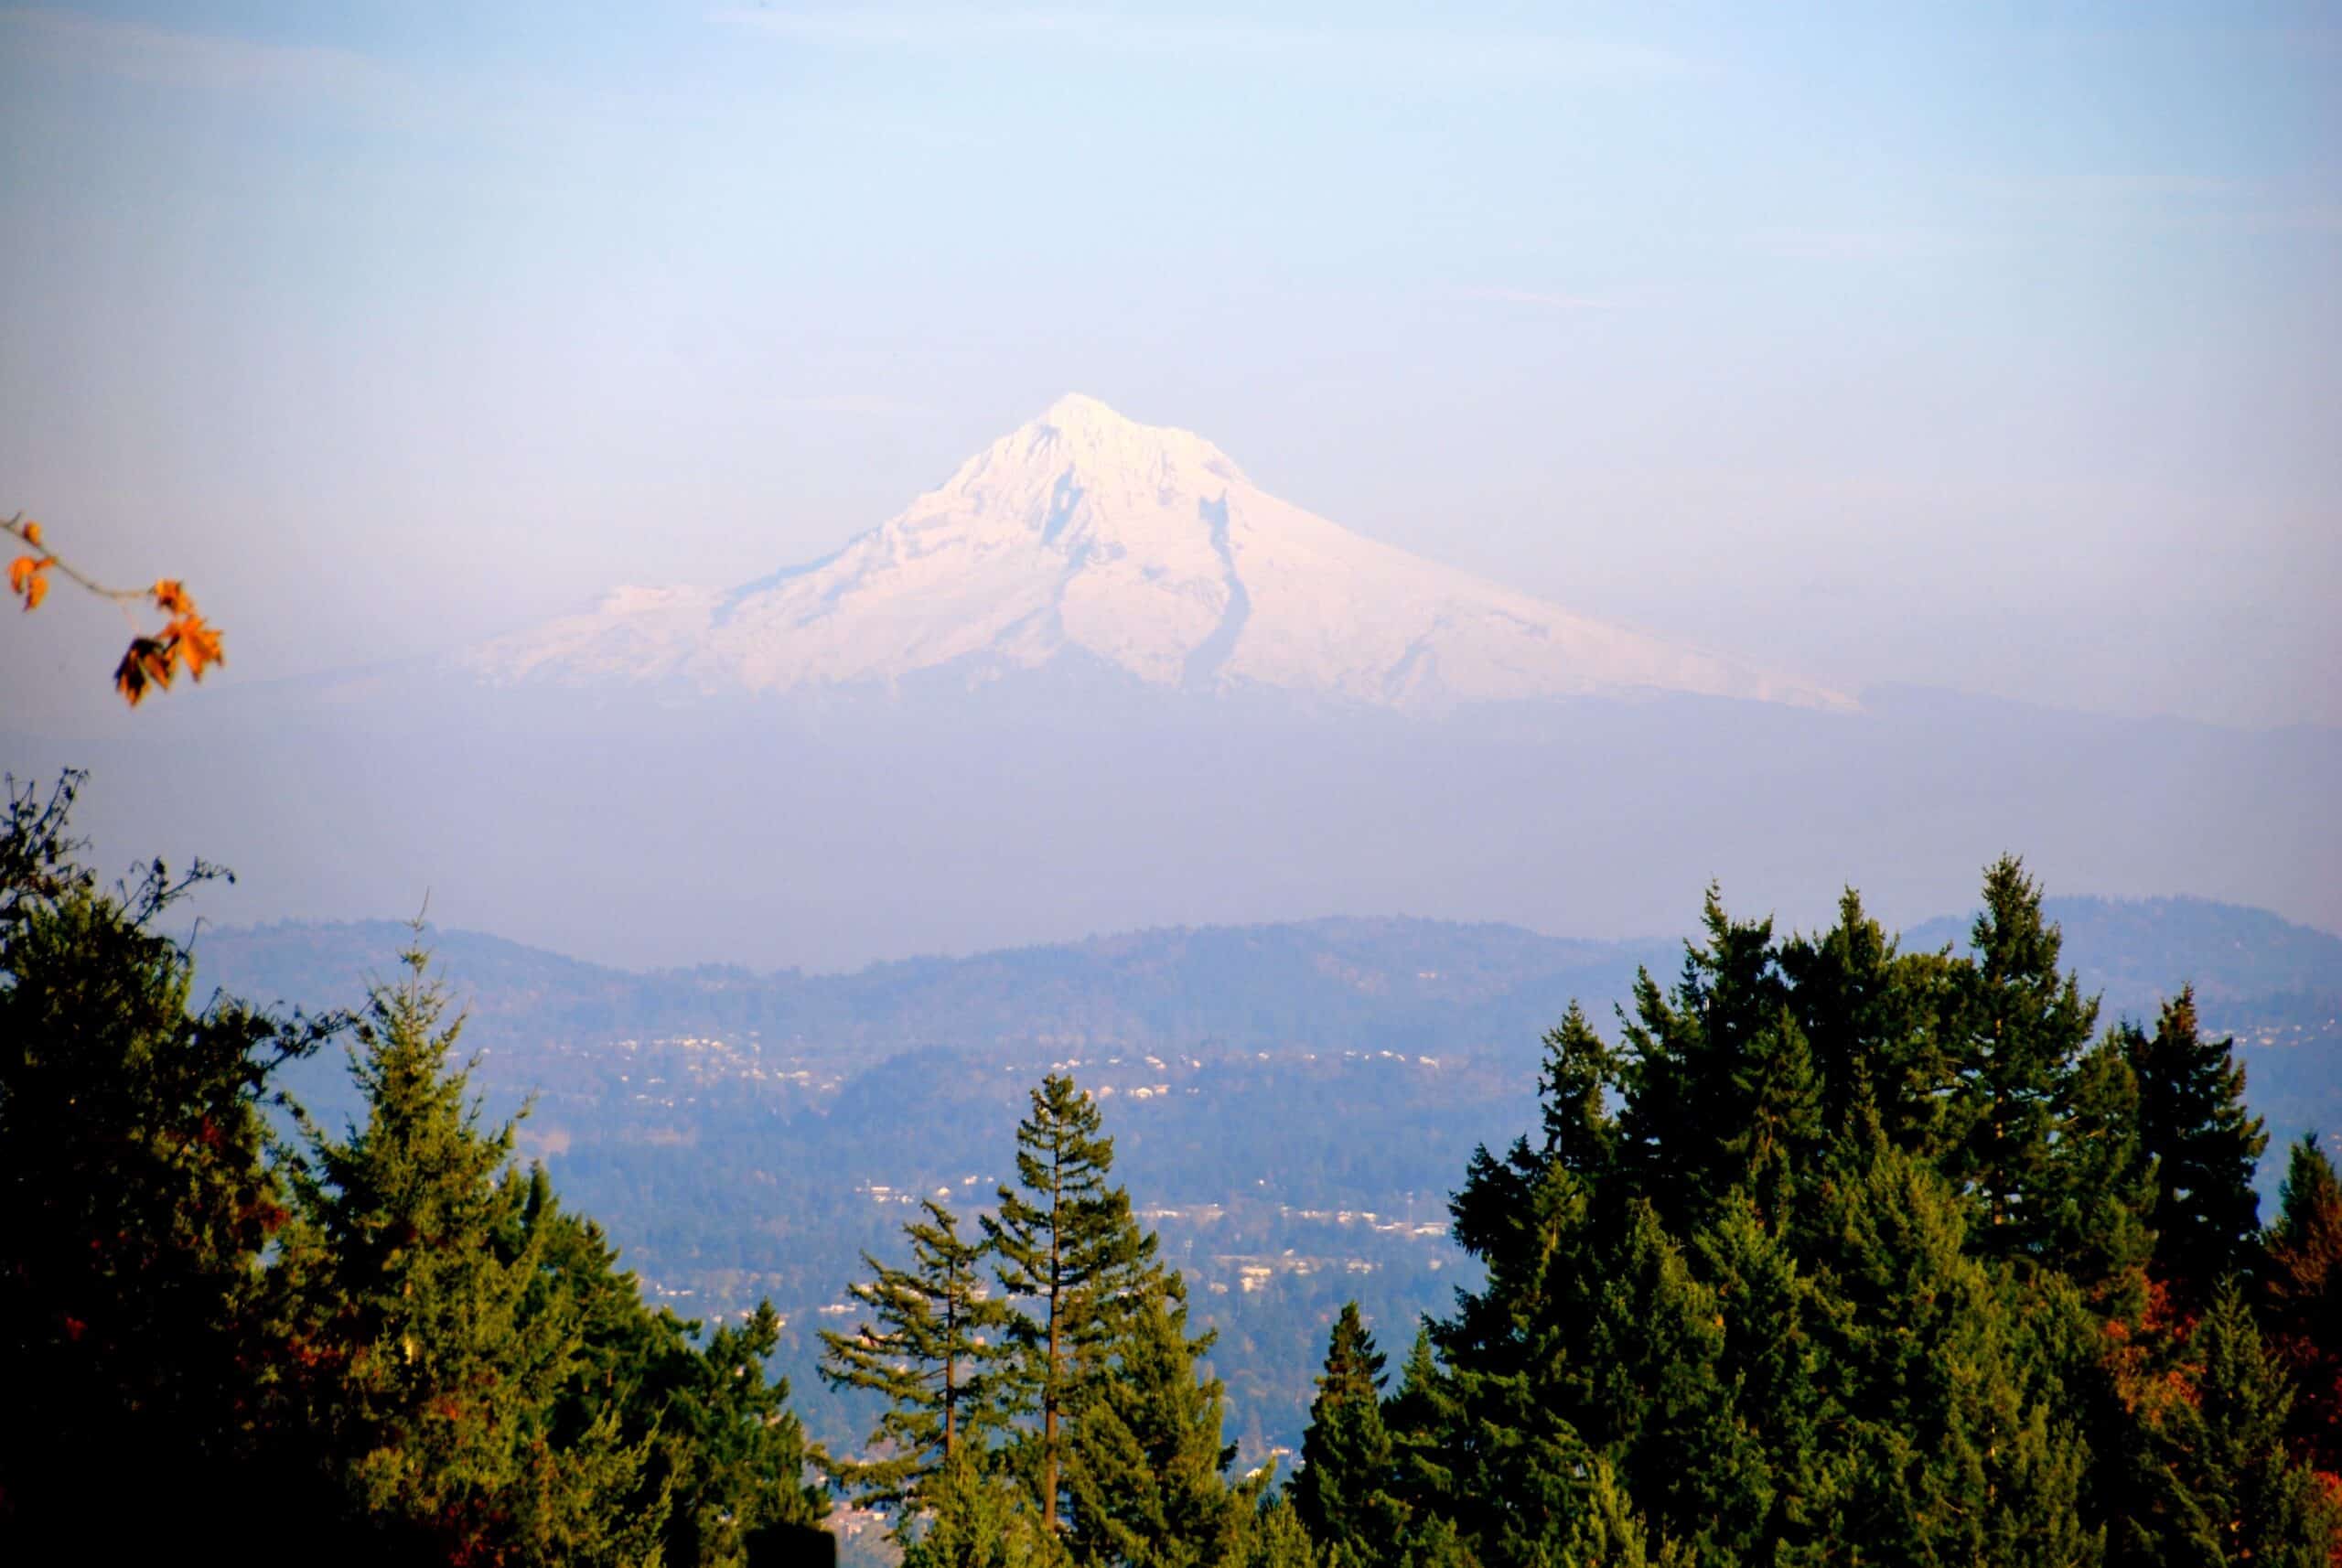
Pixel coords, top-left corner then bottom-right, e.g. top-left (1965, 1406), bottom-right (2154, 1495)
top-left (5, 767), bottom-right (2339, 1563)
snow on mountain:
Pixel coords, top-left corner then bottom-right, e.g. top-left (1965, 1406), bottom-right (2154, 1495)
top-left (466, 394), bottom-right (1853, 713)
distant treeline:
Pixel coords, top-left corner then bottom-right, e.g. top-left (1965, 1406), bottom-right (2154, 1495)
top-left (6, 767), bottom-right (2340, 1565)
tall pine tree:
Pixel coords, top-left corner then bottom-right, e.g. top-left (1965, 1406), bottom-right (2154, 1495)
top-left (1064, 1274), bottom-right (1246, 1568)
top-left (2262, 1135), bottom-right (2342, 1477)
top-left (1943, 856), bottom-right (2100, 1262)
top-left (1778, 888), bottom-right (1958, 1154)
top-left (983, 1074), bottom-right (1162, 1534)
top-left (2121, 990), bottom-right (2267, 1306)
top-left (823, 1197), bottom-right (1011, 1520)
top-left (1293, 1304), bottom-right (1407, 1568)
top-left (1381, 1327), bottom-right (1457, 1531)
top-left (1617, 890), bottom-right (1790, 1228)
top-left (289, 945), bottom-right (660, 1565)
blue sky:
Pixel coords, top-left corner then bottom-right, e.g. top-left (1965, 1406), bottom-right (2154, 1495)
top-left (3, 1), bottom-right (2337, 725)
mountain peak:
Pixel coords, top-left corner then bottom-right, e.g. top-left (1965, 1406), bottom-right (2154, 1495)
top-left (960, 393), bottom-right (1248, 499)
top-left (467, 401), bottom-right (1854, 714)
top-left (1037, 391), bottom-right (1130, 431)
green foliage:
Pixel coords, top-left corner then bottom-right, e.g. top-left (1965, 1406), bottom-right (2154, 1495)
top-left (2121, 990), bottom-right (2268, 1307)
top-left (826, 1071), bottom-right (1252, 1566)
top-left (1065, 1277), bottom-right (1245, 1568)
top-left (0, 772), bottom-right (338, 1549)
top-left (983, 1073), bottom-right (1166, 1530)
top-left (1382, 1327), bottom-right (1459, 1526)
top-left (0, 772), bottom-right (341, 1544)
top-left (653, 1298), bottom-right (828, 1564)
top-left (286, 948), bottom-right (665, 1562)
top-left (899, 1448), bottom-right (1065, 1568)
top-left (1413, 862), bottom-right (2268, 1568)
top-left (2042, 1034), bottom-right (2156, 1305)
top-left (0, 776), bottom-right (821, 1563)
top-left (1800, 1136), bottom-right (2098, 1565)
top-left (1944, 855), bottom-right (2101, 1262)
top-left (823, 1197), bottom-right (1011, 1517)
top-left (1292, 1305), bottom-right (1406, 1568)
top-left (2262, 1134), bottom-right (2342, 1476)
top-left (2123, 1283), bottom-right (2337, 1564)
top-left (1238, 1494), bottom-right (1321, 1568)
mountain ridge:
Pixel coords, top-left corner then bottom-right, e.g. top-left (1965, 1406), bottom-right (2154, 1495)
top-left (194, 895), bottom-right (2341, 1070)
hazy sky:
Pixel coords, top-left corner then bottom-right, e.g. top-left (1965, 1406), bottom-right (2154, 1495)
top-left (4, 1), bottom-right (2337, 728)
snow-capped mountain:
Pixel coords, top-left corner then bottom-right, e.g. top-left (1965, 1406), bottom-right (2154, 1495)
top-left (467, 394), bottom-right (1851, 712)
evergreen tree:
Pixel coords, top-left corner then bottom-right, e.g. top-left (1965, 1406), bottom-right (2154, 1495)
top-left (983, 1073), bottom-right (1163, 1532)
top-left (1577, 1201), bottom-right (1770, 1564)
top-left (1063, 1275), bottom-right (1245, 1568)
top-left (1721, 1005), bottom-right (1824, 1225)
top-left (1438, 1159), bottom-right (1609, 1563)
top-left (1689, 1197), bottom-right (1849, 1561)
top-left (1778, 889), bottom-right (1958, 1155)
top-left (1382, 1326), bottom-right (1457, 1523)
top-left (2120, 990), bottom-right (2267, 1306)
top-left (1549, 1455), bottom-right (1687, 1568)
top-left (1799, 1134), bottom-right (2098, 1566)
top-left (1239, 1493), bottom-right (1321, 1568)
top-left (655, 1299), bottom-right (827, 1565)
top-left (900, 1447), bottom-right (1063, 1568)
top-left (1538, 1002), bottom-right (1623, 1179)
top-left (1395, 1514), bottom-right (1473, 1568)
top-left (823, 1197), bottom-right (1012, 1519)
top-left (0, 773), bottom-right (338, 1551)
top-left (2039, 1036), bottom-right (2156, 1306)
top-left (289, 945), bottom-right (661, 1564)
top-left (0, 775), bottom-right (822, 1563)
top-left (2261, 1135), bottom-right (2342, 1477)
top-left (2124, 1283), bottom-right (2337, 1564)
top-left (1293, 1304), bottom-right (1407, 1568)
top-left (1617, 890), bottom-right (1790, 1228)
top-left (1943, 856), bottom-right (2100, 1262)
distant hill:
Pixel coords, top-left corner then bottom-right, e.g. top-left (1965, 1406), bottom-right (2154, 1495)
top-left (192, 913), bottom-right (1678, 1069)
top-left (194, 894), bottom-right (2339, 1101)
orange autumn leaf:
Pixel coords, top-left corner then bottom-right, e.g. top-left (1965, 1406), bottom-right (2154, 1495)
top-left (151, 578), bottom-right (189, 615)
top-left (25, 574), bottom-right (47, 610)
top-left (169, 614), bottom-right (224, 679)
top-left (21, 521), bottom-right (40, 548)
top-left (6, 555), bottom-right (35, 595)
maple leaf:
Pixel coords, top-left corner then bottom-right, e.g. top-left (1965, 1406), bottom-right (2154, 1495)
top-left (25, 573), bottom-right (47, 610)
top-left (6, 555), bottom-right (34, 595)
top-left (115, 637), bottom-right (171, 706)
top-left (168, 613), bottom-right (224, 679)
top-left (151, 578), bottom-right (189, 615)
top-left (140, 642), bottom-right (176, 689)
